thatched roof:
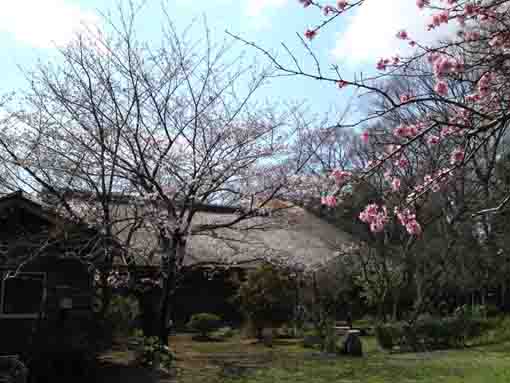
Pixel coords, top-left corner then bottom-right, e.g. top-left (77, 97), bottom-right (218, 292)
top-left (5, 190), bottom-right (354, 271)
top-left (108, 199), bottom-right (354, 271)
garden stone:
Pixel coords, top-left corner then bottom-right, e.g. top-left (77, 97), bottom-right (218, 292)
top-left (342, 330), bottom-right (363, 357)
top-left (303, 334), bottom-right (322, 348)
top-left (0, 357), bottom-right (28, 383)
top-left (262, 328), bottom-right (273, 347)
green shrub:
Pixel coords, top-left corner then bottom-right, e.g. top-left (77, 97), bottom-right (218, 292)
top-left (214, 326), bottom-right (236, 340)
top-left (188, 313), bottom-right (222, 338)
top-left (104, 294), bottom-right (140, 338)
top-left (485, 304), bottom-right (501, 318)
top-left (375, 315), bottom-right (490, 352)
top-left (276, 323), bottom-right (300, 339)
top-left (375, 324), bottom-right (395, 350)
top-left (132, 332), bottom-right (174, 370)
top-left (303, 333), bottom-right (322, 348)
top-left (236, 265), bottom-right (296, 339)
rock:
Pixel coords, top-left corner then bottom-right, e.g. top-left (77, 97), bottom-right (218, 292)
top-left (303, 334), bottom-right (322, 348)
top-left (333, 326), bottom-right (351, 336)
top-left (342, 330), bottom-right (363, 357)
top-left (0, 357), bottom-right (28, 383)
top-left (262, 328), bottom-right (273, 348)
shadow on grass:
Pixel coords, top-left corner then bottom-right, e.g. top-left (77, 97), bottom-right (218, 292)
top-left (93, 351), bottom-right (176, 383)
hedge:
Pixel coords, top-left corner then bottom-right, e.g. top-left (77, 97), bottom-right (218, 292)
top-left (375, 316), bottom-right (491, 352)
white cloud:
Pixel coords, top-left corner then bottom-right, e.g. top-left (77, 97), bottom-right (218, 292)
top-left (332, 0), bottom-right (456, 65)
top-left (0, 0), bottom-right (99, 48)
top-left (245, 0), bottom-right (287, 17)
top-left (244, 0), bottom-right (288, 30)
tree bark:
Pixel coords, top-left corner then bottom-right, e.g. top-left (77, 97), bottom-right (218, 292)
top-left (158, 234), bottom-right (185, 347)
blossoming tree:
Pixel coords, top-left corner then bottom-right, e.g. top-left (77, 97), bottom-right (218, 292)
top-left (0, 4), bottom-right (322, 346)
top-left (234, 0), bottom-right (510, 239)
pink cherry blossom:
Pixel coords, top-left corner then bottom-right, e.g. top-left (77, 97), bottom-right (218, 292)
top-left (396, 157), bottom-right (409, 169)
top-left (450, 148), bottom-right (465, 165)
top-left (304, 29), bottom-right (317, 40)
top-left (394, 124), bottom-right (408, 137)
top-left (359, 203), bottom-right (389, 233)
top-left (323, 5), bottom-right (336, 16)
top-left (330, 169), bottom-right (352, 185)
top-left (432, 14), bottom-right (442, 27)
top-left (405, 220), bottom-right (422, 236)
top-left (427, 52), bottom-right (440, 63)
top-left (453, 60), bottom-right (465, 73)
top-left (466, 93), bottom-right (481, 103)
top-left (400, 93), bottom-right (413, 103)
top-left (396, 30), bottom-right (409, 40)
top-left (299, 0), bottom-right (313, 7)
top-left (337, 79), bottom-right (349, 88)
top-left (391, 178), bottom-right (401, 192)
top-left (439, 11), bottom-right (450, 24)
top-left (416, 0), bottom-right (430, 9)
top-left (394, 208), bottom-right (422, 236)
top-left (465, 31), bottom-right (480, 41)
top-left (464, 3), bottom-right (477, 16)
top-left (427, 135), bottom-right (440, 145)
top-left (434, 80), bottom-right (448, 96)
top-left (370, 220), bottom-right (385, 233)
top-left (321, 195), bottom-right (338, 207)
top-left (376, 58), bottom-right (388, 71)
top-left (337, 0), bottom-right (348, 10)
top-left (361, 130), bottom-right (370, 144)
top-left (395, 208), bottom-right (415, 225)
top-left (478, 72), bottom-right (494, 96)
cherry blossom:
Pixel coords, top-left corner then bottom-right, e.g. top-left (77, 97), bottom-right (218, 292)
top-left (359, 204), bottom-right (388, 233)
top-left (323, 5), bottom-right (336, 16)
top-left (361, 130), bottom-right (370, 144)
top-left (427, 135), bottom-right (440, 145)
top-left (396, 30), bottom-right (409, 40)
top-left (400, 94), bottom-right (414, 103)
top-left (434, 80), bottom-right (448, 96)
top-left (337, 80), bottom-right (349, 88)
top-left (304, 29), bottom-right (317, 40)
top-left (299, 0), bottom-right (313, 7)
top-left (416, 0), bottom-right (430, 9)
top-left (330, 169), bottom-right (352, 185)
top-left (292, 0), bottom-right (510, 236)
top-left (450, 148), bottom-right (465, 165)
top-left (395, 208), bottom-right (422, 236)
top-left (391, 178), bottom-right (401, 192)
top-left (337, 0), bottom-right (348, 10)
top-left (321, 195), bottom-right (338, 207)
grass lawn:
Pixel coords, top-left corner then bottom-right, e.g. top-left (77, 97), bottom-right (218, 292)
top-left (170, 333), bottom-right (510, 383)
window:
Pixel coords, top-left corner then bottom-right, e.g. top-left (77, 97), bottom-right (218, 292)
top-left (0, 272), bottom-right (46, 318)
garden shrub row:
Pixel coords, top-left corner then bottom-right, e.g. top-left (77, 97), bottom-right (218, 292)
top-left (375, 316), bottom-right (491, 352)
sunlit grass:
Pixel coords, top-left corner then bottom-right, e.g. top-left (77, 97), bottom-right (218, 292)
top-left (170, 333), bottom-right (510, 383)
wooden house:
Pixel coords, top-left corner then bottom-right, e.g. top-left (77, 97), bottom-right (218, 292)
top-left (0, 189), bottom-right (354, 344)
top-left (0, 192), bottom-right (104, 355)
top-left (51, 191), bottom-right (354, 328)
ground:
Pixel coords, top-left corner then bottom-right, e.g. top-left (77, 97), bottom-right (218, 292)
top-left (170, 333), bottom-right (510, 383)
top-left (98, 333), bottom-right (510, 383)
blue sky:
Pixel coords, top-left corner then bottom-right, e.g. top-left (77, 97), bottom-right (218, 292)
top-left (0, 0), bottom-right (447, 117)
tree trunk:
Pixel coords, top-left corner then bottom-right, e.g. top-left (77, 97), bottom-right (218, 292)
top-left (392, 299), bottom-right (399, 322)
top-left (99, 268), bottom-right (113, 319)
top-left (501, 281), bottom-right (508, 312)
top-left (158, 237), bottom-right (176, 347)
top-left (158, 234), bottom-right (185, 347)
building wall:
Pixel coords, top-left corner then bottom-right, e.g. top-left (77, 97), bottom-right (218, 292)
top-left (0, 256), bottom-right (93, 355)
